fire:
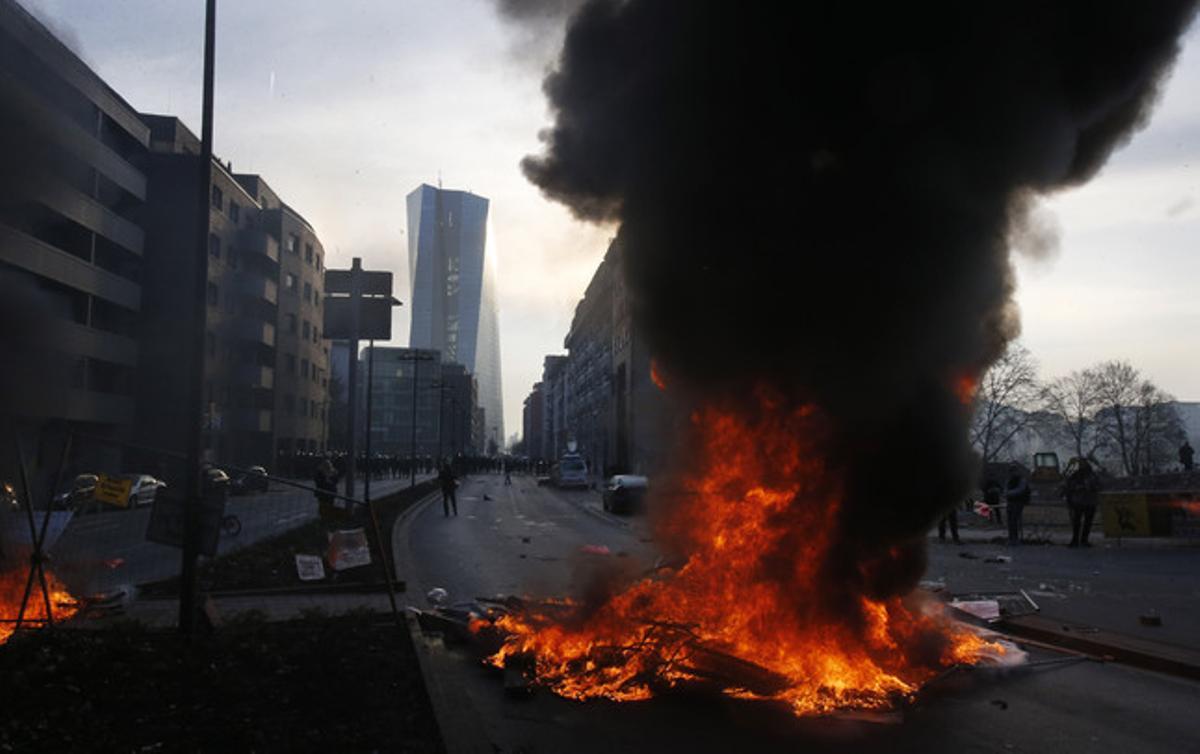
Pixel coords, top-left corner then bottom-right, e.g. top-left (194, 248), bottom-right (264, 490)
top-left (1, 567), bottom-right (79, 645)
top-left (953, 374), bottom-right (979, 405)
top-left (482, 394), bottom-right (1001, 715)
top-left (649, 360), bottom-right (667, 391)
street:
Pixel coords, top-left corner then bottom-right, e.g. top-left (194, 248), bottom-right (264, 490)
top-left (32, 474), bottom-right (431, 598)
top-left (397, 474), bottom-right (1200, 754)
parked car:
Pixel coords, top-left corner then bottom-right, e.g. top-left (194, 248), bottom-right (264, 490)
top-left (119, 474), bottom-right (167, 508)
top-left (552, 454), bottom-right (590, 489)
top-left (602, 475), bottom-right (649, 514)
top-left (231, 466), bottom-right (269, 495)
top-left (52, 473), bottom-right (99, 510)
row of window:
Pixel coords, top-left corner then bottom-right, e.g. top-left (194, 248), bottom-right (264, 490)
top-left (281, 393), bottom-right (324, 420)
top-left (282, 272), bottom-right (321, 306)
top-left (281, 352), bottom-right (327, 387)
top-left (284, 233), bottom-right (322, 271)
top-left (281, 313), bottom-right (322, 344)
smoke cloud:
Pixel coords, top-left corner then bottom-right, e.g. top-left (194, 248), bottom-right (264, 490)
top-left (520, 2), bottom-right (1197, 599)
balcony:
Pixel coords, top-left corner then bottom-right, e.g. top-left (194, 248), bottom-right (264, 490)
top-left (233, 274), bottom-right (278, 305)
top-left (236, 364), bottom-right (274, 390)
top-left (239, 228), bottom-right (280, 264)
top-left (231, 318), bottom-right (275, 347)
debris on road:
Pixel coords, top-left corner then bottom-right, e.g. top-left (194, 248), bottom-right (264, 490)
top-left (1140, 613), bottom-right (1163, 627)
top-left (983, 555), bottom-right (1012, 564)
top-left (580, 544), bottom-right (611, 555)
top-left (959, 552), bottom-right (980, 560)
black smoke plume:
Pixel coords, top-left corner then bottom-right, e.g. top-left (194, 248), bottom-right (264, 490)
top-left (519, 3), bottom-right (1197, 600)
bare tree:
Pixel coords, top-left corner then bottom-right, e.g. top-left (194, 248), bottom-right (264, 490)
top-left (1089, 360), bottom-right (1184, 475)
top-left (969, 343), bottom-right (1040, 464)
top-left (1042, 367), bottom-right (1104, 463)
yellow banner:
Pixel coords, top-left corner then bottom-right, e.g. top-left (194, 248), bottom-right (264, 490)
top-left (93, 474), bottom-right (133, 507)
top-left (1102, 493), bottom-right (1150, 538)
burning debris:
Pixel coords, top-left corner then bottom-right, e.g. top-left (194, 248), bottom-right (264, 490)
top-left (0, 567), bottom-right (79, 645)
top-left (480, 0), bottom-right (1198, 716)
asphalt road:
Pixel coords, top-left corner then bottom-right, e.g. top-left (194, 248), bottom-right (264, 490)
top-left (28, 474), bottom-right (430, 598)
top-left (398, 474), bottom-right (1200, 754)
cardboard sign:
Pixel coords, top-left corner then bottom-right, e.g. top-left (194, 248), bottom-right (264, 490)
top-left (1102, 493), bottom-right (1151, 538)
top-left (326, 528), bottom-right (372, 571)
top-left (295, 554), bottom-right (327, 581)
top-left (93, 475), bottom-right (134, 507)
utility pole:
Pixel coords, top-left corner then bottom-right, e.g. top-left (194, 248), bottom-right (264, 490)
top-left (343, 259), bottom-right (362, 499)
top-left (363, 339), bottom-right (374, 504)
top-left (180, 0), bottom-right (216, 637)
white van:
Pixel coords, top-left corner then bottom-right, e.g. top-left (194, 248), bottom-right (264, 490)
top-left (553, 454), bottom-right (589, 489)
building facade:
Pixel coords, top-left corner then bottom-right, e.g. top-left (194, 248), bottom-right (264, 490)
top-left (406, 184), bottom-right (504, 450)
top-left (564, 250), bottom-right (615, 480)
top-left (138, 116), bottom-right (328, 468)
top-left (361, 347), bottom-right (443, 458)
top-left (0, 0), bottom-right (149, 469)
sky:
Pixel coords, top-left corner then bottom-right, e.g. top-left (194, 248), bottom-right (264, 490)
top-left (21, 1), bottom-right (1200, 436)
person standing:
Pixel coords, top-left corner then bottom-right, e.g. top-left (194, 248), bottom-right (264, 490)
top-left (1004, 465), bottom-right (1031, 545)
top-left (438, 461), bottom-right (458, 517)
top-left (1180, 440), bottom-right (1195, 472)
top-left (938, 506), bottom-right (961, 544)
top-left (1065, 459), bottom-right (1101, 547)
top-left (314, 458), bottom-right (346, 526)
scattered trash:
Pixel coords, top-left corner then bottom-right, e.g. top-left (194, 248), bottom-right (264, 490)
top-left (918, 579), bottom-right (946, 593)
top-left (326, 528), bottom-right (372, 571)
top-left (990, 699), bottom-right (1009, 710)
top-left (580, 544), bottom-right (611, 555)
top-left (1139, 613), bottom-right (1162, 627)
top-left (958, 551), bottom-right (980, 560)
top-left (983, 555), bottom-right (1012, 564)
top-left (949, 599), bottom-right (1001, 622)
top-left (519, 554), bottom-right (527, 559)
top-left (294, 554), bottom-right (326, 582)
top-left (103, 558), bottom-right (125, 570)
top-left (521, 537), bottom-right (531, 544)
top-left (426, 587), bottom-right (449, 606)
top-left (483, 494), bottom-right (493, 501)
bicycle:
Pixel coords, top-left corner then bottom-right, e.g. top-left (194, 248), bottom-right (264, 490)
top-left (221, 513), bottom-right (242, 536)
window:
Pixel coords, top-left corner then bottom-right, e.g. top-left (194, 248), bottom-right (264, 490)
top-left (208, 233), bottom-right (220, 258)
top-left (300, 359), bottom-right (309, 378)
top-left (287, 234), bottom-right (299, 254)
top-left (312, 327), bottom-right (319, 343)
top-left (302, 320), bottom-right (310, 339)
top-left (285, 353), bottom-right (297, 375)
top-left (229, 202), bottom-right (240, 223)
top-left (305, 243), bottom-right (313, 263)
top-left (228, 247), bottom-right (239, 270)
top-left (315, 253), bottom-right (321, 271)
top-left (286, 314), bottom-right (297, 334)
top-left (207, 282), bottom-right (218, 307)
top-left (283, 393), bottom-right (295, 414)
top-left (303, 281), bottom-right (311, 302)
top-left (285, 272), bottom-right (297, 291)
top-left (211, 185), bottom-right (223, 211)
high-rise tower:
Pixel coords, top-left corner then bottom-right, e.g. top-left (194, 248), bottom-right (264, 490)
top-left (407, 184), bottom-right (503, 450)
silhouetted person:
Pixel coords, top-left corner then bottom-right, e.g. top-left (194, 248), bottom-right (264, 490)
top-left (1180, 440), bottom-right (1195, 472)
top-left (938, 507), bottom-right (960, 544)
top-left (1004, 465), bottom-right (1031, 545)
top-left (503, 460), bottom-right (512, 486)
top-left (314, 458), bottom-right (345, 526)
top-left (1064, 459), bottom-right (1100, 548)
top-left (983, 477), bottom-right (1003, 526)
top-left (439, 462), bottom-right (458, 517)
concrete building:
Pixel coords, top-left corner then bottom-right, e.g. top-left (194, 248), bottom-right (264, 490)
top-left (0, 0), bottom-right (149, 467)
top-left (137, 115), bottom-right (328, 468)
top-left (564, 250), bottom-right (615, 480)
top-left (361, 347), bottom-right (443, 458)
top-left (407, 184), bottom-right (504, 451)
top-left (522, 382), bottom-right (545, 462)
top-left (541, 355), bottom-right (569, 462)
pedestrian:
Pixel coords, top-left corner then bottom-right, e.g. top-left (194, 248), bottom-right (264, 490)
top-left (983, 477), bottom-right (1003, 526)
top-left (314, 458), bottom-right (346, 526)
top-left (1064, 459), bottom-right (1100, 547)
top-left (938, 506), bottom-right (961, 544)
top-left (438, 461), bottom-right (458, 517)
top-left (1004, 465), bottom-right (1031, 545)
top-left (1180, 440), bottom-right (1195, 472)
top-left (503, 459), bottom-right (512, 486)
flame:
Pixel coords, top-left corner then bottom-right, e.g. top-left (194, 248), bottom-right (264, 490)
top-left (482, 393), bottom-right (1001, 715)
top-left (1, 567), bottom-right (80, 645)
top-left (953, 374), bottom-right (979, 405)
top-left (650, 360), bottom-right (667, 391)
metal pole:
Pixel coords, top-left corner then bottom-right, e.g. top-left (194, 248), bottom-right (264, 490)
top-left (363, 340), bottom-right (374, 504)
top-left (436, 382), bottom-right (445, 463)
top-left (180, 0), bottom-right (216, 637)
top-left (344, 257), bottom-right (362, 498)
top-left (409, 354), bottom-right (419, 487)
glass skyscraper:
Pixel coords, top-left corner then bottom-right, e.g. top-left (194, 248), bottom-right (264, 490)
top-left (407, 184), bottom-right (504, 450)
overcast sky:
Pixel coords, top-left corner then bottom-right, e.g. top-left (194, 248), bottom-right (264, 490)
top-left (23, 1), bottom-right (1200, 434)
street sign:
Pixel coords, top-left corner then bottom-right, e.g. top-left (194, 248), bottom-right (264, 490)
top-left (324, 269), bottom-right (392, 296)
top-left (323, 296), bottom-right (393, 340)
top-left (93, 474), bottom-right (133, 507)
top-left (1102, 493), bottom-right (1151, 538)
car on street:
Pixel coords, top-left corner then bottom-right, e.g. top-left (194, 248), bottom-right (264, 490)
top-left (231, 466), bottom-right (269, 495)
top-left (119, 474), bottom-right (166, 508)
top-left (602, 474), bottom-right (649, 514)
top-left (552, 454), bottom-right (590, 489)
top-left (52, 473), bottom-right (99, 510)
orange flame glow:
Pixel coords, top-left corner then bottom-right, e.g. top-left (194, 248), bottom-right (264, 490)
top-left (1, 568), bottom-right (79, 645)
top-left (483, 395), bottom-right (1000, 715)
top-left (650, 360), bottom-right (667, 391)
top-left (953, 374), bottom-right (979, 406)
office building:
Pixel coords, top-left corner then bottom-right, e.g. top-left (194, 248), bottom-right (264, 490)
top-left (406, 184), bottom-right (504, 450)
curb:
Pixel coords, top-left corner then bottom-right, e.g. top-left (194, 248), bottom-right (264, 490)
top-left (995, 614), bottom-right (1200, 682)
top-left (404, 612), bottom-right (494, 754)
